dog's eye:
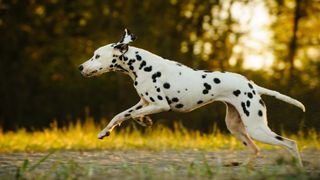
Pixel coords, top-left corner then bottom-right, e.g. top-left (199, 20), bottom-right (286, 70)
top-left (95, 54), bottom-right (100, 59)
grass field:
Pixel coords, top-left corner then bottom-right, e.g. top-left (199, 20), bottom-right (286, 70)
top-left (0, 119), bottom-right (319, 179)
top-left (0, 118), bottom-right (319, 153)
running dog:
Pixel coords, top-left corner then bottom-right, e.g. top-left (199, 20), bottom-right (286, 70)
top-left (79, 29), bottom-right (305, 166)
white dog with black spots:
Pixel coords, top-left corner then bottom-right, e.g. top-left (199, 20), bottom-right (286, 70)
top-left (79, 29), bottom-right (305, 166)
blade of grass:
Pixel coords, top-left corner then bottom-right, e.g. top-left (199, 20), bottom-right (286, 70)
top-left (15, 159), bottom-right (29, 179)
top-left (29, 151), bottom-right (55, 172)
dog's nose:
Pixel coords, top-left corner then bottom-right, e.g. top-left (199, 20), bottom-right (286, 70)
top-left (78, 65), bottom-right (84, 71)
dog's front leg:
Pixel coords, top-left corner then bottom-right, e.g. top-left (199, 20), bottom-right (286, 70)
top-left (97, 99), bottom-right (146, 139)
top-left (133, 116), bottom-right (153, 127)
top-left (130, 103), bottom-right (170, 119)
top-left (98, 101), bottom-right (170, 139)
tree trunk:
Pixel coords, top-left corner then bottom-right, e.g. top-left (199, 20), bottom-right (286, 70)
top-left (287, 0), bottom-right (301, 86)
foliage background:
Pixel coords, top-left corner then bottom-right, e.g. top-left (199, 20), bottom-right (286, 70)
top-left (0, 0), bottom-right (319, 133)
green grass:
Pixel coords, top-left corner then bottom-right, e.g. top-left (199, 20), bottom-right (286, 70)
top-left (1, 119), bottom-right (319, 179)
top-left (0, 118), bottom-right (319, 153)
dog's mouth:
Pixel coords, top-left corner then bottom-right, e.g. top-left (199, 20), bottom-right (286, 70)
top-left (81, 70), bottom-right (98, 77)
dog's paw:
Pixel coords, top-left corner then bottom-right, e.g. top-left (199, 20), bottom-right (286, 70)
top-left (134, 116), bottom-right (153, 127)
top-left (135, 120), bottom-right (147, 127)
top-left (97, 131), bottom-right (110, 139)
top-left (143, 116), bottom-right (153, 126)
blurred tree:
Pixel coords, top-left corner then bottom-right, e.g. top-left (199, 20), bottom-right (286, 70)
top-left (266, 0), bottom-right (320, 131)
top-left (0, 0), bottom-right (319, 132)
top-left (268, 0), bottom-right (320, 85)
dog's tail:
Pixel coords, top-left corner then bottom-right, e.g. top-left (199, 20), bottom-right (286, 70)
top-left (254, 84), bottom-right (305, 112)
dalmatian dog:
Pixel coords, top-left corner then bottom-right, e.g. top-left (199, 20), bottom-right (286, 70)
top-left (79, 29), bottom-right (305, 166)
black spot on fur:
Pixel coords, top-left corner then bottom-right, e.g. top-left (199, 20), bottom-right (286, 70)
top-left (275, 136), bottom-right (283, 141)
top-left (152, 72), bottom-right (162, 83)
top-left (112, 59), bottom-right (117, 63)
top-left (136, 55), bottom-right (142, 60)
top-left (128, 109), bottom-right (133, 113)
top-left (258, 110), bottom-right (263, 116)
top-left (243, 142), bottom-right (247, 146)
top-left (202, 83), bottom-right (211, 94)
top-left (202, 74), bottom-right (207, 79)
top-left (144, 66), bottom-right (152, 72)
top-left (203, 83), bottom-right (211, 90)
top-left (172, 97), bottom-right (179, 102)
top-left (175, 104), bottom-right (184, 108)
top-left (252, 90), bottom-right (256, 95)
top-left (135, 51), bottom-right (139, 54)
top-left (157, 95), bottom-right (163, 100)
top-left (213, 78), bottom-right (221, 84)
top-left (156, 88), bottom-right (161, 92)
top-left (123, 56), bottom-right (128, 61)
top-left (259, 99), bottom-right (265, 106)
top-left (179, 72), bottom-right (182, 75)
top-left (149, 97), bottom-right (155, 102)
top-left (129, 66), bottom-right (134, 70)
top-left (128, 59), bottom-right (135, 65)
top-left (134, 81), bottom-right (138, 86)
top-left (163, 83), bottom-right (170, 89)
top-left (176, 63), bottom-right (182, 66)
top-left (145, 92), bottom-right (149, 96)
top-left (248, 83), bottom-right (253, 89)
top-left (197, 100), bottom-right (203, 104)
top-left (165, 96), bottom-right (172, 104)
top-left (248, 92), bottom-right (253, 99)
top-left (233, 90), bottom-right (241, 97)
top-left (136, 105), bottom-right (143, 110)
top-left (125, 114), bottom-right (130, 117)
top-left (139, 61), bottom-right (146, 70)
top-left (241, 102), bottom-right (250, 117)
top-left (246, 100), bottom-right (250, 107)
top-left (177, 90), bottom-right (181, 93)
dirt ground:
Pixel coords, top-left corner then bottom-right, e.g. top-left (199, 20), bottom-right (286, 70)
top-left (0, 149), bottom-right (319, 179)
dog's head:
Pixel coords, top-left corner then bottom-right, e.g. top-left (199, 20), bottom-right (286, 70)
top-left (78, 29), bottom-right (136, 77)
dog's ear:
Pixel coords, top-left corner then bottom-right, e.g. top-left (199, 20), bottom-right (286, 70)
top-left (113, 29), bottom-right (136, 55)
top-left (119, 28), bottom-right (137, 44)
top-left (113, 43), bottom-right (128, 55)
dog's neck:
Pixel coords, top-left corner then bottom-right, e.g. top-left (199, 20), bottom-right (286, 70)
top-left (112, 50), bottom-right (139, 81)
top-left (112, 47), bottom-right (159, 81)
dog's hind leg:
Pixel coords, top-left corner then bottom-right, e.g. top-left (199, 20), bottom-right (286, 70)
top-left (246, 125), bottom-right (303, 167)
top-left (237, 101), bottom-right (303, 167)
top-left (225, 103), bottom-right (260, 165)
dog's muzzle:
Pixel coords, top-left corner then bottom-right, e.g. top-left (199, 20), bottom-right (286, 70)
top-left (78, 65), bottom-right (98, 77)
